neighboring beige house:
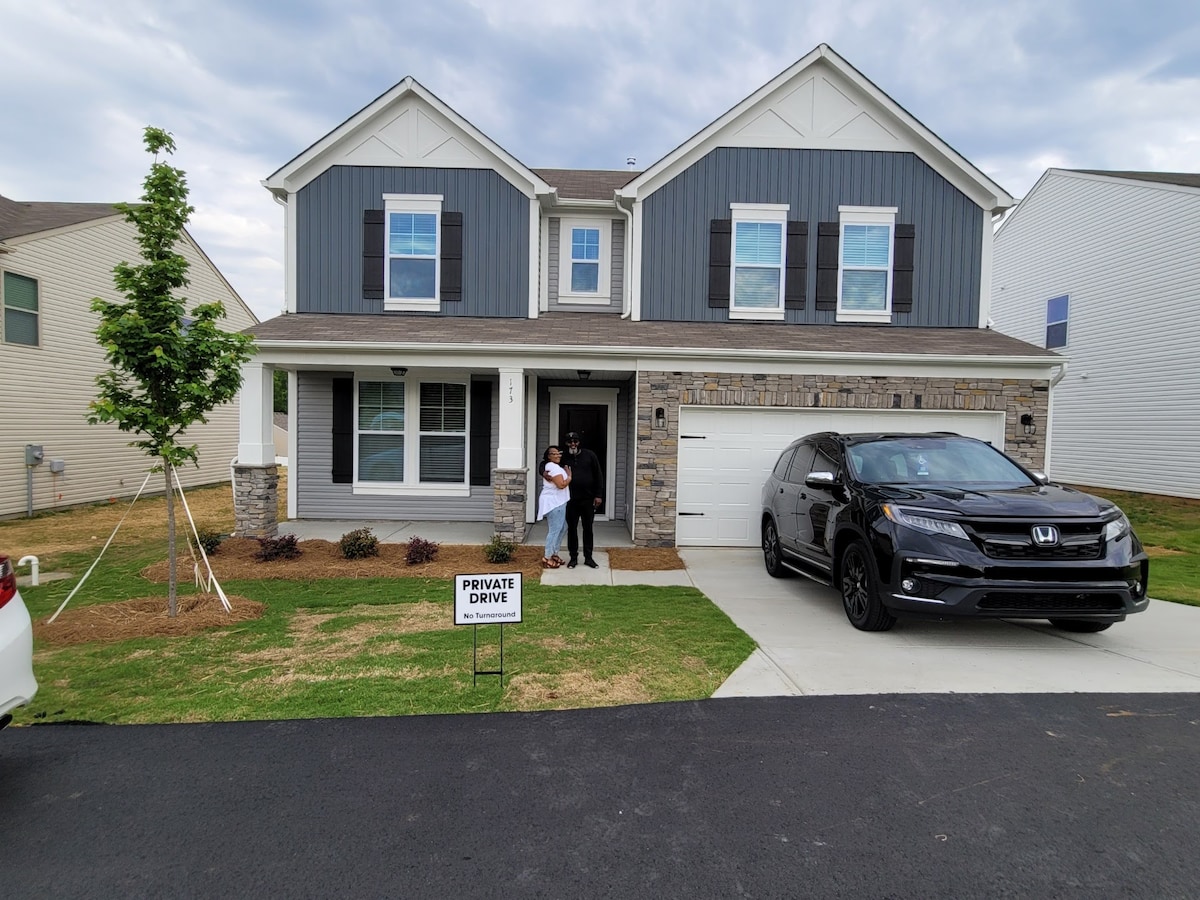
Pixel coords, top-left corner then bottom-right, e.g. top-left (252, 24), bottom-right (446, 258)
top-left (0, 194), bottom-right (259, 518)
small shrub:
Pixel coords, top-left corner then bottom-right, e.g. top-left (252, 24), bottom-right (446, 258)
top-left (405, 535), bottom-right (439, 565)
top-left (338, 527), bottom-right (380, 560)
top-left (483, 535), bottom-right (517, 564)
top-left (255, 533), bottom-right (301, 562)
top-left (195, 529), bottom-right (225, 555)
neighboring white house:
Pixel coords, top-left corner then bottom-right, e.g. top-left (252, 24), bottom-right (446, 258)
top-left (991, 168), bottom-right (1200, 499)
top-left (0, 194), bottom-right (259, 517)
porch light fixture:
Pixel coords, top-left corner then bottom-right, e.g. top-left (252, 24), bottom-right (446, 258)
top-left (577, 370), bottom-right (591, 380)
top-left (390, 366), bottom-right (408, 377)
top-left (654, 407), bottom-right (667, 429)
top-left (1020, 413), bottom-right (1036, 435)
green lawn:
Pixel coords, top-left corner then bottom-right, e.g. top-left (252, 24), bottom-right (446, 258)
top-left (14, 542), bottom-right (756, 725)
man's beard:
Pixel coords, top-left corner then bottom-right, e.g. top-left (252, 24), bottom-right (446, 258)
top-left (569, 446), bottom-right (580, 456)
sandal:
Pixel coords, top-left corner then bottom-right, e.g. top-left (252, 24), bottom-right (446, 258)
top-left (541, 557), bottom-right (561, 568)
top-left (552, 555), bottom-right (565, 565)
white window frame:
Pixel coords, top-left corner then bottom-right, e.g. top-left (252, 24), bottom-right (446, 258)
top-left (558, 217), bottom-right (611, 303)
top-left (353, 374), bottom-right (470, 497)
top-left (836, 205), bottom-right (897, 324)
top-left (729, 203), bottom-right (788, 321)
top-left (1045, 294), bottom-right (1069, 349)
top-left (383, 194), bottom-right (443, 313)
top-left (2, 269), bottom-right (40, 347)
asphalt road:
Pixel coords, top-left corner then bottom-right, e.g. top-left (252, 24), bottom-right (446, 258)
top-left (3, 694), bottom-right (1199, 899)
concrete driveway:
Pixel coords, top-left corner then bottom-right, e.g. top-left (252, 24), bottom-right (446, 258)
top-left (683, 548), bottom-right (1200, 696)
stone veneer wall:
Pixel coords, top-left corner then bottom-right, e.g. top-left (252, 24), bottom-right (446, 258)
top-left (634, 372), bottom-right (1049, 547)
top-left (233, 464), bottom-right (280, 538)
top-left (493, 468), bottom-right (528, 542)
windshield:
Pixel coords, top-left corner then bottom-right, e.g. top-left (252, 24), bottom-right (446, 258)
top-left (847, 436), bottom-right (1035, 488)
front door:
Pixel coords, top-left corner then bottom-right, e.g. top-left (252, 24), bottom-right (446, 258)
top-left (558, 403), bottom-right (608, 515)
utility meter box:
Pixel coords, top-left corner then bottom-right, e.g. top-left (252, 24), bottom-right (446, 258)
top-left (49, 459), bottom-right (66, 474)
top-left (25, 444), bottom-right (44, 466)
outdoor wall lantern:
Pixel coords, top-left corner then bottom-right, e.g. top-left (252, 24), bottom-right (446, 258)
top-left (654, 407), bottom-right (667, 429)
top-left (1020, 413), bottom-right (1036, 435)
top-left (390, 366), bottom-right (408, 377)
top-left (577, 370), bottom-right (591, 380)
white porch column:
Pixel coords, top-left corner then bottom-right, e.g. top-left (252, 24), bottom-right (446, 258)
top-left (237, 360), bottom-right (276, 466)
top-left (496, 367), bottom-right (526, 468)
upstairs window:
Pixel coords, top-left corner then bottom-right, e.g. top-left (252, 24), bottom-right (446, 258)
top-left (1046, 294), bottom-right (1069, 349)
top-left (2, 271), bottom-right (39, 346)
top-left (837, 206), bottom-right (896, 322)
top-left (558, 218), bottom-right (610, 301)
top-left (730, 203), bottom-right (788, 320)
top-left (384, 195), bottom-right (441, 311)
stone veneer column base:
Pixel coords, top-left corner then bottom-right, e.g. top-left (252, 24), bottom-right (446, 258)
top-left (233, 464), bottom-right (279, 538)
top-left (493, 468), bottom-right (529, 542)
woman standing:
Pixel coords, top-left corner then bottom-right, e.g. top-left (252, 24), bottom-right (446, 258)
top-left (538, 445), bottom-right (571, 568)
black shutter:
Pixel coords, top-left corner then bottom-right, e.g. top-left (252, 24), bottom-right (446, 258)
top-left (331, 377), bottom-right (354, 484)
top-left (815, 222), bottom-right (839, 311)
top-left (469, 379), bottom-right (491, 486)
top-left (784, 221), bottom-right (808, 309)
top-left (708, 219), bottom-right (731, 308)
top-left (363, 210), bottom-right (384, 301)
top-left (441, 211), bottom-right (463, 302)
top-left (892, 223), bottom-right (915, 314)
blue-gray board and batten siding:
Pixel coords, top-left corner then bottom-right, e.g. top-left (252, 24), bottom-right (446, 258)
top-left (295, 166), bottom-right (531, 317)
top-left (640, 148), bottom-right (984, 326)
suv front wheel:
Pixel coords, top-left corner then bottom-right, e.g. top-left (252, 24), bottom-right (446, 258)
top-left (762, 518), bottom-right (789, 578)
top-left (839, 540), bottom-right (896, 632)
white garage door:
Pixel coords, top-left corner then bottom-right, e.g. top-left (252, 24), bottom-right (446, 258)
top-left (676, 408), bottom-right (1006, 547)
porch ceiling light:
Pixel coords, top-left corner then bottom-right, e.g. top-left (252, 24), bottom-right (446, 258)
top-left (577, 370), bottom-right (591, 380)
top-left (391, 366), bottom-right (408, 377)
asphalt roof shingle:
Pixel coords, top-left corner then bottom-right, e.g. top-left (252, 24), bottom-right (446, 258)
top-left (0, 194), bottom-right (122, 242)
top-left (531, 169), bottom-right (640, 201)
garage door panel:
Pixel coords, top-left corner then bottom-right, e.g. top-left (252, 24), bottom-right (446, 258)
top-left (676, 408), bottom-right (1006, 547)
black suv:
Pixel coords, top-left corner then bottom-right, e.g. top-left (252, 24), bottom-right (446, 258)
top-left (761, 432), bottom-right (1150, 632)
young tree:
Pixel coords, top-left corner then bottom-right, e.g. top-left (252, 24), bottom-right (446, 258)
top-left (90, 126), bottom-right (255, 617)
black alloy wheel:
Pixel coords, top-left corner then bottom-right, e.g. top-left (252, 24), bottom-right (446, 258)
top-left (762, 518), bottom-right (788, 578)
top-left (1049, 618), bottom-right (1114, 633)
top-left (839, 540), bottom-right (896, 632)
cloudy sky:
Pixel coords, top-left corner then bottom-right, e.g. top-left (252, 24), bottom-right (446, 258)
top-left (2, 0), bottom-right (1197, 322)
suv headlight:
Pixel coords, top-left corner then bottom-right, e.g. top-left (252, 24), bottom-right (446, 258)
top-left (882, 504), bottom-right (969, 540)
top-left (1103, 511), bottom-right (1132, 543)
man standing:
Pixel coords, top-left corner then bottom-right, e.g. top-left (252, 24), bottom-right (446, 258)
top-left (563, 431), bottom-right (603, 568)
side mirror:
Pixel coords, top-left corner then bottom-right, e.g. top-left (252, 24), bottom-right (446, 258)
top-left (805, 471), bottom-right (836, 489)
top-left (1030, 470), bottom-right (1050, 485)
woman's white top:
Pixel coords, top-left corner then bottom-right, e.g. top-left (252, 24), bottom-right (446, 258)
top-left (537, 462), bottom-right (570, 519)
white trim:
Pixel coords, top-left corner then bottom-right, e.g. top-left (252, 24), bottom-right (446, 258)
top-left (524, 374), bottom-right (539, 523)
top-left (978, 205), bottom-right (994, 328)
top-left (353, 484), bottom-right (470, 497)
top-left (383, 195), bottom-right (442, 310)
top-left (836, 206), bottom-right (895, 323)
top-left (729, 203), bottom-right (788, 319)
top-left (530, 201), bottom-right (542, 318)
top-left (548, 386), bottom-right (618, 521)
top-left (630, 199), bottom-right (643, 321)
top-left (558, 217), bottom-right (612, 301)
top-left (287, 368), bottom-right (298, 519)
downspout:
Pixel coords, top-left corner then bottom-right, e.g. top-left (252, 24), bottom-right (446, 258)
top-left (615, 196), bottom-right (633, 319)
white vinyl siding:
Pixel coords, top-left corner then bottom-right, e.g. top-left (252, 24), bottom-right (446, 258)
top-left (992, 170), bottom-right (1200, 498)
top-left (0, 217), bottom-right (257, 517)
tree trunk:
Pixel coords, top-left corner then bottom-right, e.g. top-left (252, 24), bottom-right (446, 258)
top-left (165, 463), bottom-right (178, 618)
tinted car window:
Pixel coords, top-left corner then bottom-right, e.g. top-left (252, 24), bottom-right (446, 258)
top-left (785, 445), bottom-right (815, 484)
top-left (772, 449), bottom-right (795, 480)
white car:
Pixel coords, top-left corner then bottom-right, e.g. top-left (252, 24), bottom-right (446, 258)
top-left (0, 554), bottom-right (37, 728)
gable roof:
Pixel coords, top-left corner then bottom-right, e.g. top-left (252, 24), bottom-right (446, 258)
top-left (1069, 169), bottom-right (1200, 190)
top-left (0, 194), bottom-right (121, 242)
top-left (617, 43), bottom-right (1013, 214)
top-left (264, 77), bottom-right (553, 200)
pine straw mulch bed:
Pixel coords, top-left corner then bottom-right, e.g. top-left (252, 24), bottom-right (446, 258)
top-left (34, 540), bottom-right (685, 647)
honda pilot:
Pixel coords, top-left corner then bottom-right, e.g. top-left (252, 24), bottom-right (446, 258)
top-left (761, 432), bottom-right (1150, 632)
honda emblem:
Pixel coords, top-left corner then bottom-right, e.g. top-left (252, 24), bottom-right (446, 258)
top-left (1032, 525), bottom-right (1060, 547)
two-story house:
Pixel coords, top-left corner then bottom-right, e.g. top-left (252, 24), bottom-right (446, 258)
top-left (1, 194), bottom-right (258, 518)
top-left (236, 43), bottom-right (1060, 547)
